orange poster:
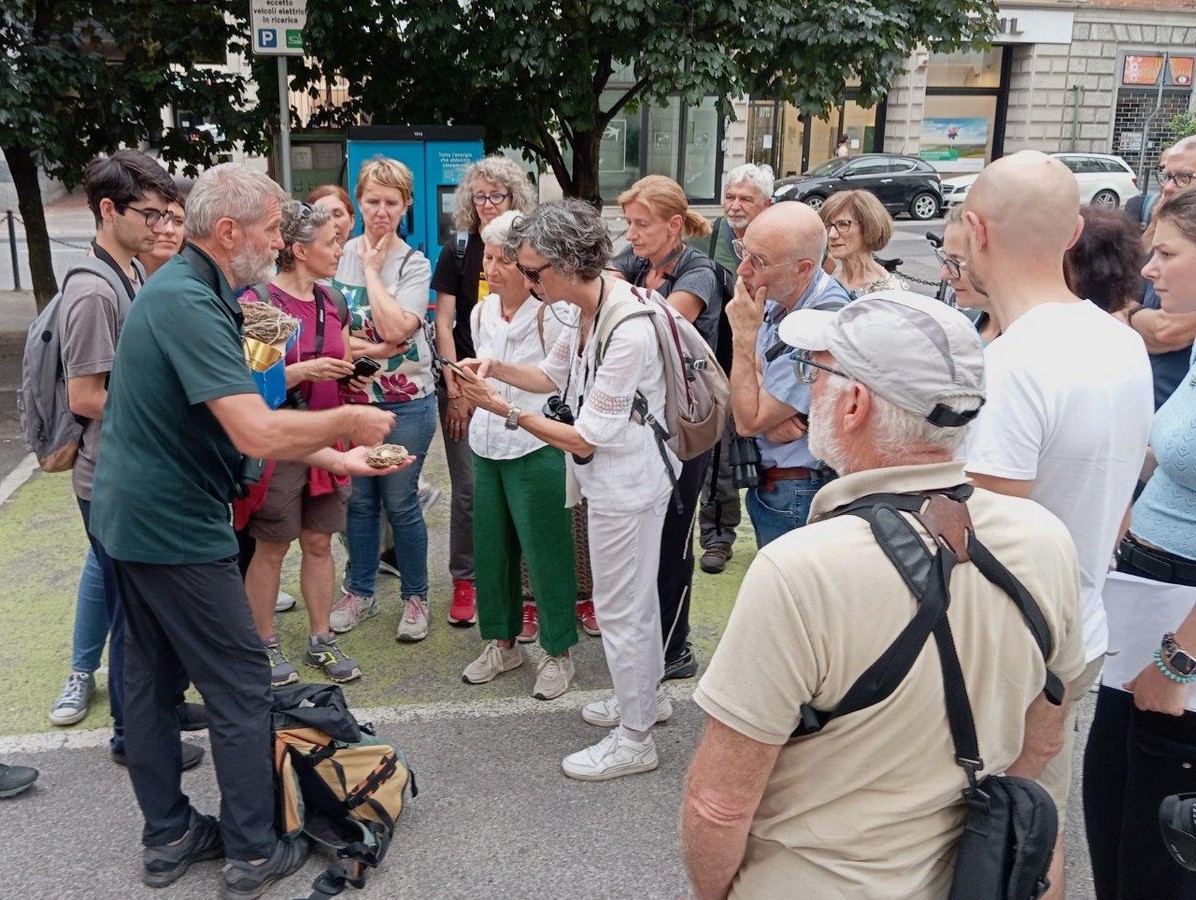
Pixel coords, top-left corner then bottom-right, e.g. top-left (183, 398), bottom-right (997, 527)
top-left (1171, 57), bottom-right (1194, 87)
top-left (1123, 55), bottom-right (1164, 86)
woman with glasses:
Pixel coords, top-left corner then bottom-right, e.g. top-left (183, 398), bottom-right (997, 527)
top-left (937, 206), bottom-right (999, 345)
top-left (820, 190), bottom-right (907, 299)
top-left (456, 199), bottom-right (680, 781)
top-left (1083, 189), bottom-right (1196, 899)
top-left (237, 201), bottom-right (376, 686)
top-left (135, 200), bottom-right (185, 278)
top-left (331, 157), bottom-right (438, 643)
top-left (431, 155), bottom-right (536, 629)
top-left (457, 210), bottom-right (579, 700)
top-left (609, 174), bottom-right (724, 683)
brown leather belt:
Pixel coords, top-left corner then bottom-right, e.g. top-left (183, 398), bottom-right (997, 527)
top-left (760, 466), bottom-right (825, 491)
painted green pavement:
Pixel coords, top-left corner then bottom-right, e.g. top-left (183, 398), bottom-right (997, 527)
top-left (0, 440), bottom-right (756, 736)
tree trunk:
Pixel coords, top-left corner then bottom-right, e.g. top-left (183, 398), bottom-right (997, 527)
top-left (2, 144), bottom-right (58, 311)
top-left (570, 128), bottom-right (604, 208)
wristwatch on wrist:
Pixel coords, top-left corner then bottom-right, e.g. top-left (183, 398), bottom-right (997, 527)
top-left (504, 406), bottom-right (522, 431)
top-left (1162, 632), bottom-right (1196, 677)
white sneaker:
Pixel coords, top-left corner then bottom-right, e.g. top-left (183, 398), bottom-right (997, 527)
top-left (275, 590), bottom-right (297, 613)
top-left (562, 730), bottom-right (659, 781)
top-left (329, 591), bottom-right (379, 634)
top-left (396, 595), bottom-right (429, 642)
top-left (462, 641), bottom-right (524, 684)
top-left (581, 687), bottom-right (673, 728)
top-left (533, 654), bottom-right (575, 700)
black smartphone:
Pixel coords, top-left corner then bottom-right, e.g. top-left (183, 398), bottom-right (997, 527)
top-left (340, 356), bottom-right (381, 384)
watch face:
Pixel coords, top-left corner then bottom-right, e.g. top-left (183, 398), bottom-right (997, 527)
top-left (1173, 650), bottom-right (1196, 677)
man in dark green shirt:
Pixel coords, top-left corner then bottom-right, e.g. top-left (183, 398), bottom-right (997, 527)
top-left (91, 163), bottom-right (403, 899)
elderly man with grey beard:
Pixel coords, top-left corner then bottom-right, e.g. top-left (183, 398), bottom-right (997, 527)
top-left (89, 164), bottom-right (407, 899)
top-left (681, 291), bottom-right (1083, 898)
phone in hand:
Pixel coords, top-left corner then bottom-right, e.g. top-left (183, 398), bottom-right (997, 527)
top-left (440, 357), bottom-right (476, 380)
top-left (340, 356), bottom-right (382, 385)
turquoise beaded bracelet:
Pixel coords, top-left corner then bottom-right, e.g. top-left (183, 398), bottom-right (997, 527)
top-left (1154, 648), bottom-right (1196, 684)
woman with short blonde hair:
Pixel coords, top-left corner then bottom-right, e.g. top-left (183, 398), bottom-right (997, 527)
top-left (820, 189), bottom-right (907, 298)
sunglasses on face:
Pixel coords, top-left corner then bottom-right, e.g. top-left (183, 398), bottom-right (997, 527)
top-left (515, 260), bottom-right (552, 284)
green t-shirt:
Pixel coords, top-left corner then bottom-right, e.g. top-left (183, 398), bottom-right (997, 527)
top-left (90, 247), bottom-right (259, 564)
top-left (685, 217), bottom-right (740, 277)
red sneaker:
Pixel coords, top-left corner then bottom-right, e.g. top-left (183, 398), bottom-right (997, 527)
top-left (576, 599), bottom-right (600, 637)
top-left (517, 603), bottom-right (539, 643)
top-left (448, 579), bottom-right (477, 627)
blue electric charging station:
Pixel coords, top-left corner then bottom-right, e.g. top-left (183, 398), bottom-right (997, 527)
top-left (345, 125), bottom-right (485, 285)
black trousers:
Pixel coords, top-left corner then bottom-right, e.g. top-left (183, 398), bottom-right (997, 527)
top-left (116, 556), bottom-right (276, 860)
top-left (657, 450), bottom-right (712, 663)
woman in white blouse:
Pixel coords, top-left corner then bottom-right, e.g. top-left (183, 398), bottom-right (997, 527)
top-left (457, 199), bottom-right (679, 782)
top-left (459, 210), bottom-right (579, 701)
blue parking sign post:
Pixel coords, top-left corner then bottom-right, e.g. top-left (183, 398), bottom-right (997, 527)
top-left (250, 0), bottom-right (306, 192)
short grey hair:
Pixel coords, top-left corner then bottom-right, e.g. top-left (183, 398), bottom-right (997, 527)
top-left (724, 164), bottom-right (774, 201)
top-left (504, 199), bottom-right (610, 280)
top-left (185, 163), bottom-right (289, 241)
top-left (454, 155), bottom-right (537, 233)
top-left (480, 210), bottom-right (524, 247)
top-left (870, 389), bottom-right (982, 460)
top-left (277, 200), bottom-right (331, 272)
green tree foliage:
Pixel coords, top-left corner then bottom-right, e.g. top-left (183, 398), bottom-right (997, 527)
top-left (300, 0), bottom-right (996, 200)
top-left (1169, 111), bottom-right (1196, 143)
top-left (0, 1), bottom-right (266, 307)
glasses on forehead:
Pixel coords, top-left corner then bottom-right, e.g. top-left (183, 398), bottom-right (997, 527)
top-left (1158, 168), bottom-right (1196, 189)
top-left (296, 202), bottom-right (314, 219)
top-left (472, 191), bottom-right (511, 207)
top-left (794, 350), bottom-right (852, 385)
top-left (124, 205), bottom-right (172, 228)
top-left (515, 260), bottom-right (552, 285)
top-left (933, 247), bottom-right (968, 281)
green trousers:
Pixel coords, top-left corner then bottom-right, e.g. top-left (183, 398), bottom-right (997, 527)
top-left (472, 446), bottom-right (578, 657)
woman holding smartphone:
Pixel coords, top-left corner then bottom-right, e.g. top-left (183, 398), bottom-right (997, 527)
top-left (331, 157), bottom-right (438, 643)
top-left (238, 200), bottom-right (377, 686)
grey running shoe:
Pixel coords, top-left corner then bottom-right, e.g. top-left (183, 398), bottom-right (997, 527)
top-left (265, 642), bottom-right (299, 687)
top-left (396, 595), bottom-right (429, 642)
top-left (462, 641), bottom-right (523, 684)
top-left (330, 591), bottom-right (379, 634)
top-left (49, 670), bottom-right (96, 726)
top-left (221, 835), bottom-right (310, 900)
top-left (142, 807), bottom-right (224, 888)
top-left (304, 634), bottom-right (362, 683)
top-left (533, 654), bottom-right (575, 701)
top-left (0, 763), bottom-right (39, 798)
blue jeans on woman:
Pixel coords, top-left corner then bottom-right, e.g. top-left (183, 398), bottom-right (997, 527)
top-left (71, 547), bottom-right (107, 672)
top-left (345, 395), bottom-right (436, 599)
top-left (77, 496), bottom-right (126, 752)
top-left (746, 470), bottom-right (835, 548)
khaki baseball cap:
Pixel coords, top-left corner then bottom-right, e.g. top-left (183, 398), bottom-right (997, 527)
top-left (777, 290), bottom-right (986, 427)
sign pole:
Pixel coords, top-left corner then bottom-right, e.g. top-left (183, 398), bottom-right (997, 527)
top-left (278, 56), bottom-right (292, 193)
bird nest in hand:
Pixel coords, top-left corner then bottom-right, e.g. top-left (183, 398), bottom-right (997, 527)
top-left (365, 444), bottom-right (410, 468)
top-left (241, 302), bottom-right (300, 345)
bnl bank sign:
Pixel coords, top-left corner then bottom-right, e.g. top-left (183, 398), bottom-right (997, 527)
top-left (251, 0), bottom-right (306, 55)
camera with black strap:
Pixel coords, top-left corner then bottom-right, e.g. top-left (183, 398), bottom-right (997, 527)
top-left (793, 484), bottom-right (1064, 900)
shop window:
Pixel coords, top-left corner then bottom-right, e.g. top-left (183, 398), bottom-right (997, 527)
top-left (683, 97), bottom-right (719, 199)
top-left (919, 95), bottom-right (997, 174)
top-left (927, 49), bottom-right (1003, 89)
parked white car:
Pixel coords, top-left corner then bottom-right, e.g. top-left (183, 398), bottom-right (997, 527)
top-left (941, 152), bottom-right (1141, 209)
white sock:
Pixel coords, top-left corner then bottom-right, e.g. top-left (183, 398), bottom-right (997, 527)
top-left (619, 725), bottom-right (650, 744)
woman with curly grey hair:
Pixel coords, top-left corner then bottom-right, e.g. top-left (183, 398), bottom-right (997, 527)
top-left (456, 198), bottom-right (680, 782)
top-left (238, 200), bottom-right (378, 687)
top-left (432, 155), bottom-right (536, 629)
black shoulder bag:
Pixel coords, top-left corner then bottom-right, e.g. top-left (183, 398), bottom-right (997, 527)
top-left (793, 484), bottom-right (1064, 900)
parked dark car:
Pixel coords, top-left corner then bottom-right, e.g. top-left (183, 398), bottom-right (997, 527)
top-left (772, 154), bottom-right (943, 221)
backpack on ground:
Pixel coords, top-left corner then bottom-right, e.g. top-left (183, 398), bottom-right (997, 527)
top-left (793, 485), bottom-right (1064, 899)
top-left (18, 259), bottom-right (134, 472)
top-left (594, 287), bottom-right (730, 508)
top-left (272, 683), bottom-right (417, 898)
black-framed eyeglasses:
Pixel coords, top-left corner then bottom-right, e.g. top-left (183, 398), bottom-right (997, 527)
top-left (827, 218), bottom-right (855, 234)
top-left (472, 191), bottom-right (511, 207)
top-left (124, 205), bottom-right (172, 228)
top-left (933, 247), bottom-right (968, 280)
top-left (794, 350), bottom-right (852, 384)
top-left (1159, 169), bottom-right (1196, 189)
top-left (515, 260), bottom-right (552, 284)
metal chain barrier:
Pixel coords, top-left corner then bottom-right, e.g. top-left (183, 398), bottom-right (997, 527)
top-left (6, 211), bottom-right (90, 250)
top-left (894, 267), bottom-right (947, 288)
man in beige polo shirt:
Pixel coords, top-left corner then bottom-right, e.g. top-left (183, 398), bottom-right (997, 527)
top-left (680, 291), bottom-right (1085, 898)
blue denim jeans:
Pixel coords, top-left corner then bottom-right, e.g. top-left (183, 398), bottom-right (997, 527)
top-left (77, 496), bottom-right (126, 752)
top-left (70, 547), bottom-right (107, 672)
top-left (345, 395), bottom-right (436, 598)
top-left (746, 470), bottom-right (835, 548)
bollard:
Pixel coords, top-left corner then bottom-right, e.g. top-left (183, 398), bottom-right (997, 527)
top-left (5, 210), bottom-right (19, 292)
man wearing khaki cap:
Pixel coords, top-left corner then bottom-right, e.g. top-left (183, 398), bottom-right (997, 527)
top-left (681, 291), bottom-right (1084, 898)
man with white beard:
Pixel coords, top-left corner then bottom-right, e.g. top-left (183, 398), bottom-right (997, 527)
top-left (680, 291), bottom-right (1084, 898)
top-left (90, 164), bottom-right (404, 899)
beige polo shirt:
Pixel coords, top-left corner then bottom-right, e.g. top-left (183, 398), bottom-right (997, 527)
top-left (694, 461), bottom-right (1084, 899)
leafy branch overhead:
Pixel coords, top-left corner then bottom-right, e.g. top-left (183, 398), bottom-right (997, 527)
top-left (301, 0), bottom-right (996, 197)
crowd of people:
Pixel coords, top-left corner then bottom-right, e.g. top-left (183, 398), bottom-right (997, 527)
top-left (2, 135), bottom-right (1196, 900)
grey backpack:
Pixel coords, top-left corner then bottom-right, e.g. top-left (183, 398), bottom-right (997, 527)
top-left (18, 259), bottom-right (133, 472)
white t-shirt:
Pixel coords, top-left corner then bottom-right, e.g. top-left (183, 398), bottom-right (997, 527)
top-left (964, 300), bottom-right (1153, 662)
